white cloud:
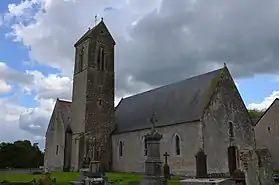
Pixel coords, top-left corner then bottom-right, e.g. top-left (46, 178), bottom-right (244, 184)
top-left (0, 80), bottom-right (12, 93)
top-left (4, 0), bottom-right (279, 97)
top-left (19, 98), bottom-right (54, 137)
top-left (248, 91), bottom-right (279, 111)
top-left (0, 61), bottom-right (34, 85)
top-left (0, 97), bottom-right (45, 147)
top-left (25, 70), bottom-right (72, 100)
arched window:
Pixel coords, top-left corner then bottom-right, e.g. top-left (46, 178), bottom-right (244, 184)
top-left (175, 134), bottom-right (181, 156)
top-left (119, 141), bottom-right (123, 157)
top-left (144, 139), bottom-right (147, 156)
top-left (97, 46), bottom-right (105, 71)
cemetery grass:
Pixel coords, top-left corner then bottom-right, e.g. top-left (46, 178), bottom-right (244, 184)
top-left (0, 172), bottom-right (180, 185)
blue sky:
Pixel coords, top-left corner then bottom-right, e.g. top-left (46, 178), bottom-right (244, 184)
top-left (0, 0), bottom-right (279, 148)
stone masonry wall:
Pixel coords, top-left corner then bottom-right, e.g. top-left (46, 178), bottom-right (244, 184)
top-left (71, 69), bottom-right (87, 171)
top-left (112, 121), bottom-right (201, 176)
top-left (255, 99), bottom-right (279, 170)
top-left (203, 67), bottom-right (255, 174)
top-left (84, 24), bottom-right (115, 171)
top-left (44, 107), bottom-right (65, 171)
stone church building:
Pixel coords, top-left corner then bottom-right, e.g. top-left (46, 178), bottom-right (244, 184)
top-left (255, 98), bottom-right (279, 170)
top-left (44, 20), bottom-right (255, 176)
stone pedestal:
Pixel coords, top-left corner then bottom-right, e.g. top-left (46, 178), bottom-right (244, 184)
top-left (140, 129), bottom-right (166, 185)
top-left (255, 148), bottom-right (275, 185)
top-left (89, 161), bottom-right (100, 173)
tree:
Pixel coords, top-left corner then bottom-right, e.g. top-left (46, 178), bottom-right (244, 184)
top-left (248, 109), bottom-right (265, 119)
top-left (0, 140), bottom-right (44, 169)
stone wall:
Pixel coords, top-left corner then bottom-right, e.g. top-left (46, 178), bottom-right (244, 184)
top-left (202, 67), bottom-right (255, 174)
top-left (71, 69), bottom-right (87, 171)
top-left (255, 99), bottom-right (279, 170)
top-left (44, 107), bottom-right (66, 171)
top-left (111, 121), bottom-right (201, 176)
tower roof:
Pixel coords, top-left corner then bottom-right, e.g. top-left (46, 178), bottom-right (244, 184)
top-left (74, 20), bottom-right (115, 47)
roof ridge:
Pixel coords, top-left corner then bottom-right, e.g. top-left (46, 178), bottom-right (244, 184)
top-left (123, 67), bottom-right (224, 101)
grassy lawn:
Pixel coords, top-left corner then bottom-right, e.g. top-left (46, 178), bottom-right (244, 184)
top-left (0, 172), bottom-right (179, 185)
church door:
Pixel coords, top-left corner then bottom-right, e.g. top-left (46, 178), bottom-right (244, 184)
top-left (228, 146), bottom-right (237, 175)
top-left (78, 136), bottom-right (85, 169)
top-left (195, 149), bottom-right (207, 178)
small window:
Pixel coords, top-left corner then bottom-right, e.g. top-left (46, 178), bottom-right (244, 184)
top-left (101, 48), bottom-right (105, 71)
top-left (97, 46), bottom-right (105, 71)
top-left (144, 139), bottom-right (147, 156)
top-left (229, 121), bottom-right (234, 138)
top-left (119, 141), bottom-right (123, 157)
top-left (175, 135), bottom-right (181, 156)
top-left (56, 145), bottom-right (59, 155)
top-left (97, 47), bottom-right (101, 71)
top-left (79, 47), bottom-right (85, 72)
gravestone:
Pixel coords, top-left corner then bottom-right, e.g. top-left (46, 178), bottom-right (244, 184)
top-left (239, 148), bottom-right (260, 185)
top-left (255, 148), bottom-right (275, 185)
top-left (163, 152), bottom-right (170, 180)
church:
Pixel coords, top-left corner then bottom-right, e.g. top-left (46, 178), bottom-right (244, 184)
top-left (44, 20), bottom-right (255, 176)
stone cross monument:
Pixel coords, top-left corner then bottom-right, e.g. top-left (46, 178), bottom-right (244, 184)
top-left (140, 113), bottom-right (166, 185)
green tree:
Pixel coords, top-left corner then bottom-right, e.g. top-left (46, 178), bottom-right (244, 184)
top-left (0, 140), bottom-right (44, 169)
top-left (248, 109), bottom-right (265, 119)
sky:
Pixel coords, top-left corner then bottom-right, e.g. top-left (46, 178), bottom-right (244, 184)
top-left (0, 0), bottom-right (279, 149)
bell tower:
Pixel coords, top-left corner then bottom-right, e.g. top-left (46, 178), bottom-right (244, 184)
top-left (71, 19), bottom-right (115, 171)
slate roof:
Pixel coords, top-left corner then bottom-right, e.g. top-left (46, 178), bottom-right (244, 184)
top-left (114, 67), bottom-right (224, 134)
top-left (57, 99), bottom-right (72, 132)
top-left (74, 20), bottom-right (115, 47)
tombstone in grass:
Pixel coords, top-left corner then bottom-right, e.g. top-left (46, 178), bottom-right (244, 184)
top-left (163, 152), bottom-right (171, 180)
top-left (255, 148), bottom-right (275, 185)
top-left (139, 113), bottom-right (167, 185)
